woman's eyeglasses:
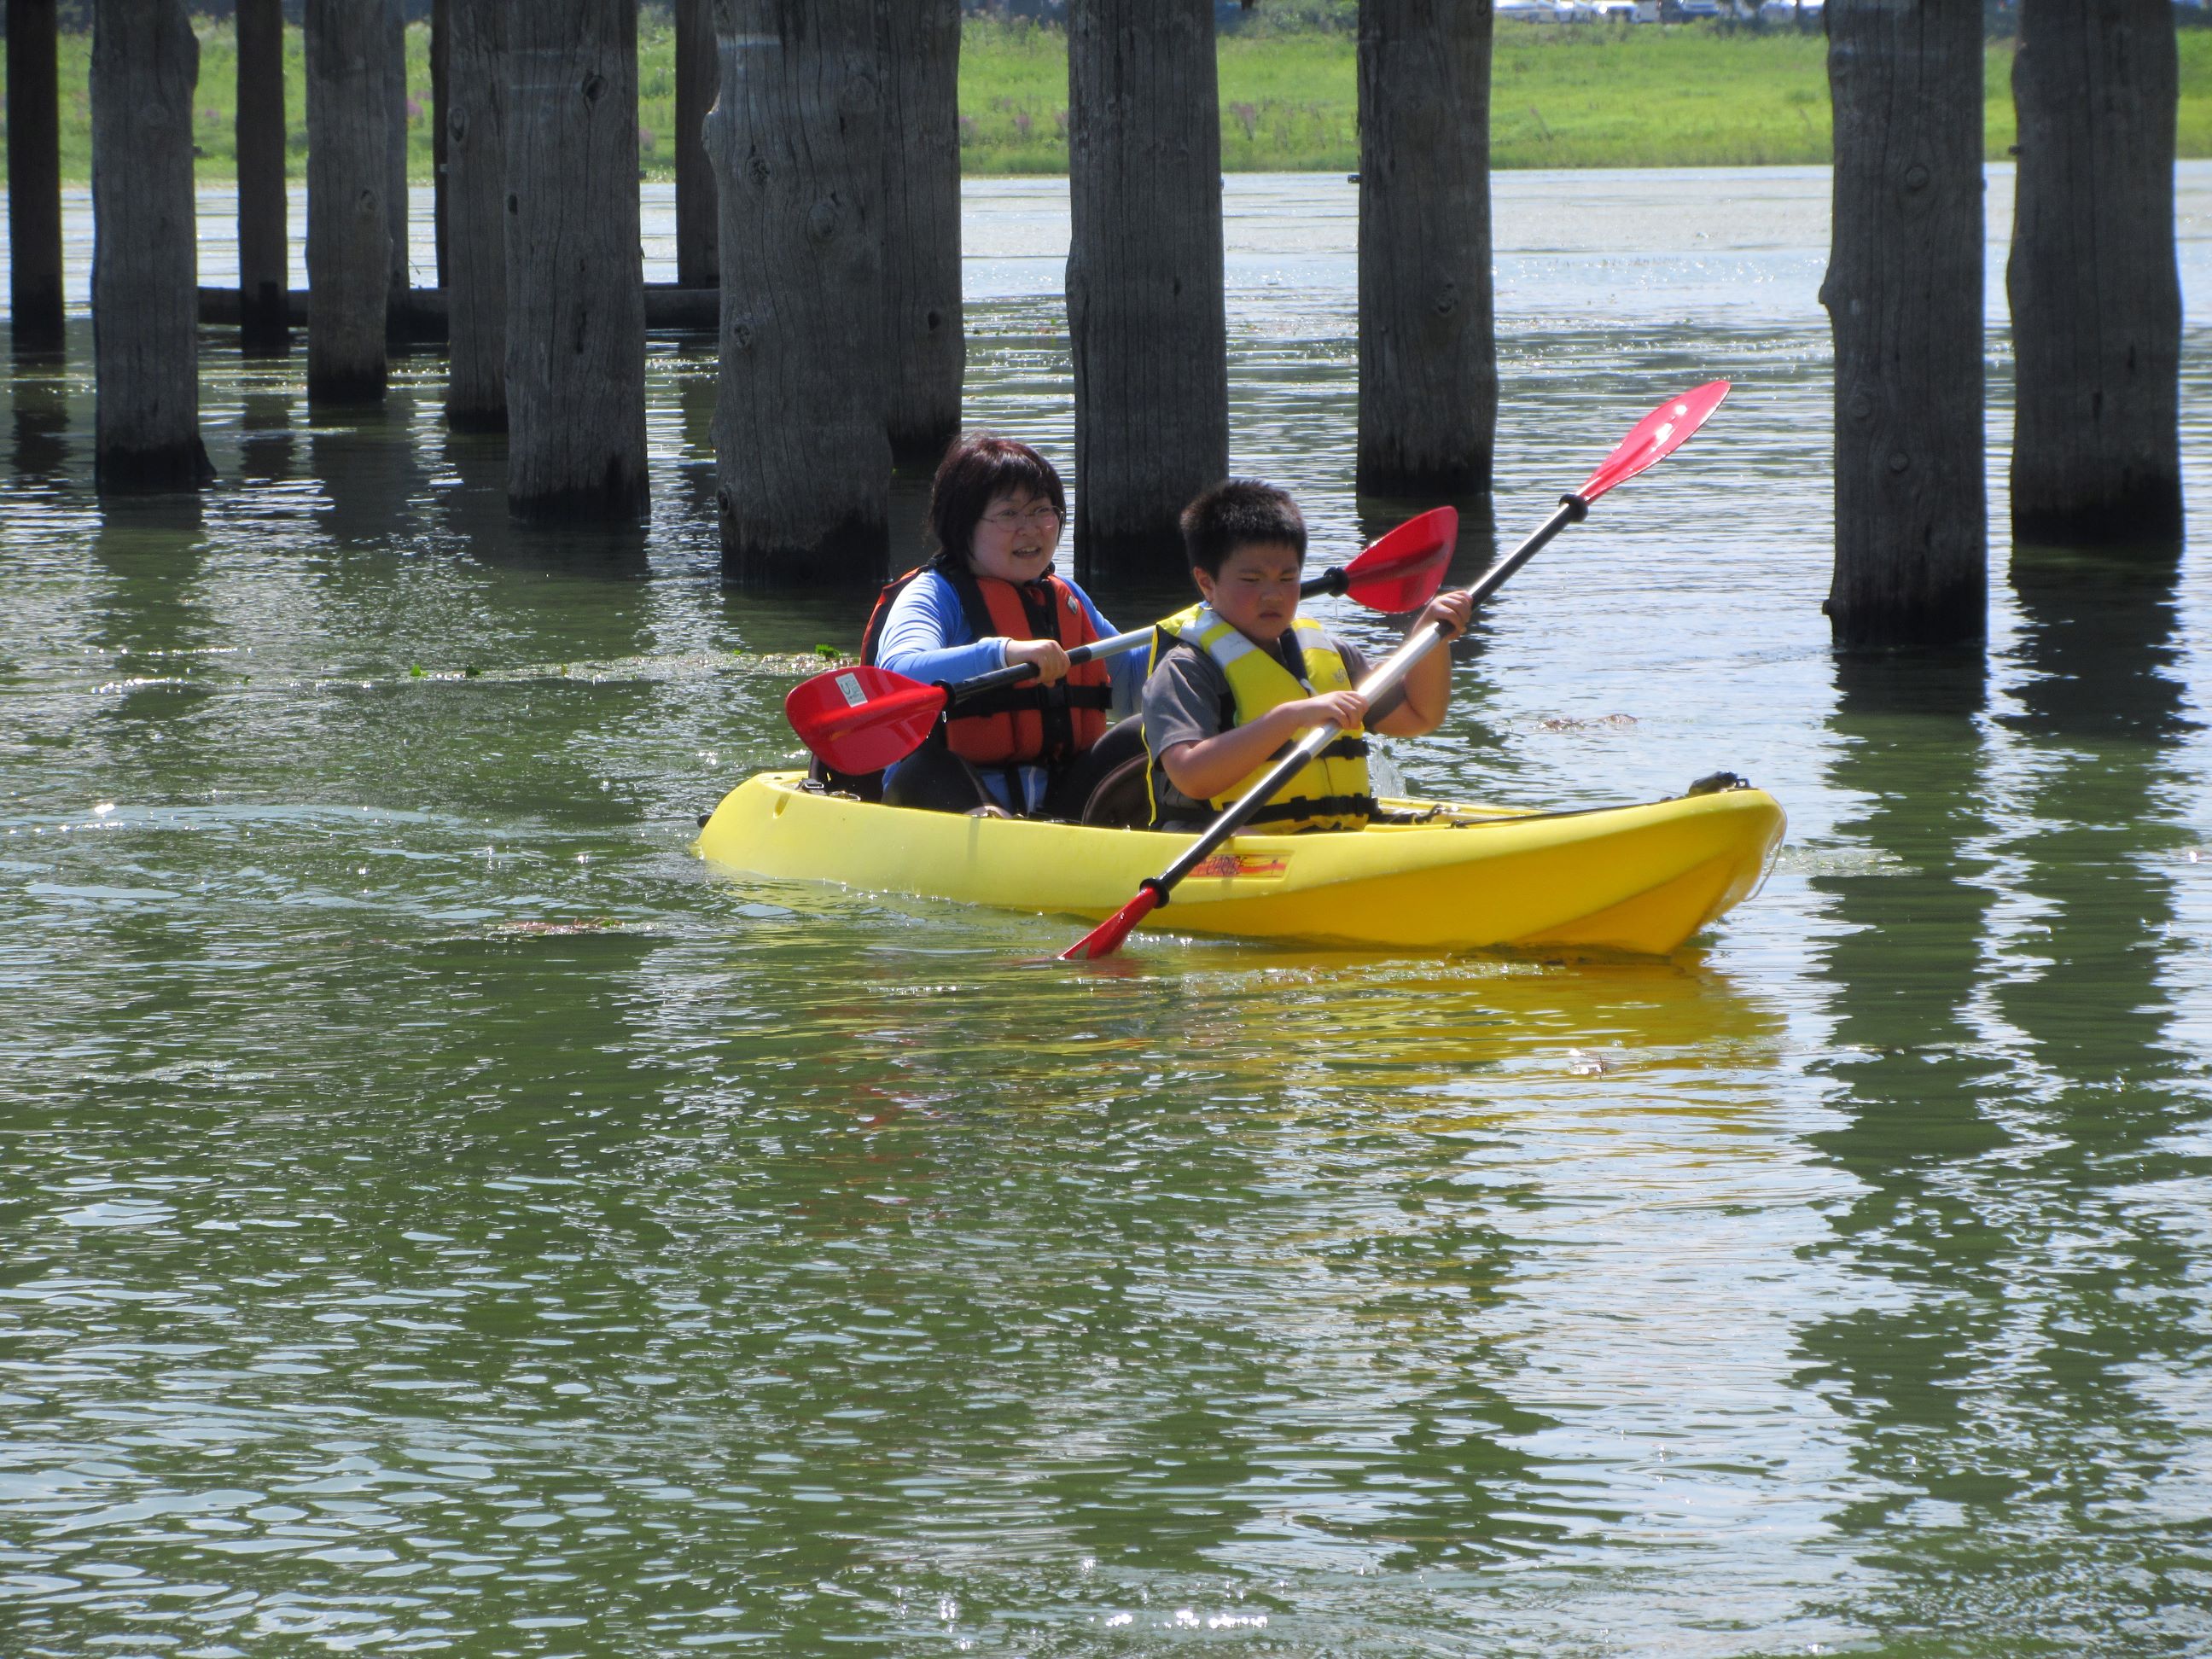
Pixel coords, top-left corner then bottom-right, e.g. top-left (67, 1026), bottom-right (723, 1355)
top-left (980, 504), bottom-right (1062, 531)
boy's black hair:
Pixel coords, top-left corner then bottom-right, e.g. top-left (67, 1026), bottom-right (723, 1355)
top-left (1179, 479), bottom-right (1307, 576)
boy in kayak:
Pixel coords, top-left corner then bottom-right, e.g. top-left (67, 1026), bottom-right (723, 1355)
top-left (1144, 480), bottom-right (1473, 833)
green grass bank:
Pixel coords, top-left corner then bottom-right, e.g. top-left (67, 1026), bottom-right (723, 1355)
top-left (9, 17), bottom-right (2212, 182)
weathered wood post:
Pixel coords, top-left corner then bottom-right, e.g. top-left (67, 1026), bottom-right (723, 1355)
top-left (444, 0), bottom-right (507, 430)
top-left (1066, 0), bottom-right (1227, 577)
top-left (505, 0), bottom-right (649, 522)
top-left (2007, 0), bottom-right (2183, 550)
top-left (433, 0), bottom-right (451, 287)
top-left (1819, 0), bottom-right (1985, 646)
top-left (710, 1), bottom-right (890, 583)
top-left (90, 0), bottom-right (212, 489)
top-left (236, 0), bottom-right (289, 357)
top-left (386, 0), bottom-right (411, 299)
top-left (306, 0), bottom-right (395, 402)
top-left (879, 0), bottom-right (963, 467)
top-left (7, 0), bottom-right (67, 354)
top-left (675, 0), bottom-right (719, 288)
top-left (1356, 0), bottom-right (1495, 498)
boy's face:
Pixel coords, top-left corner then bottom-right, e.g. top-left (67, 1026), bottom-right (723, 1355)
top-left (1195, 540), bottom-right (1303, 645)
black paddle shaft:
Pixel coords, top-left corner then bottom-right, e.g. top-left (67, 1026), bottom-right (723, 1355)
top-left (1144, 493), bottom-right (1589, 905)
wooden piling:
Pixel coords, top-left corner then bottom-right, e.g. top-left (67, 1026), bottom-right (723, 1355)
top-left (880, 0), bottom-right (964, 468)
top-left (236, 0), bottom-right (290, 357)
top-left (386, 0), bottom-right (411, 299)
top-left (710, 3), bottom-right (890, 584)
top-left (6, 0), bottom-right (67, 354)
top-left (674, 0), bottom-right (719, 288)
top-left (504, 0), bottom-right (649, 523)
top-left (444, 0), bottom-right (507, 432)
top-left (1356, 0), bottom-right (1496, 498)
top-left (433, 0), bottom-right (451, 288)
top-left (1066, 0), bottom-right (1227, 578)
top-left (1819, 0), bottom-right (1986, 646)
top-left (306, 0), bottom-right (395, 403)
top-left (2007, 0), bottom-right (2183, 550)
top-left (90, 0), bottom-right (212, 490)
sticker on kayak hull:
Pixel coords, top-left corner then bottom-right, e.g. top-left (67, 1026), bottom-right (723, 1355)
top-left (1190, 853), bottom-right (1289, 881)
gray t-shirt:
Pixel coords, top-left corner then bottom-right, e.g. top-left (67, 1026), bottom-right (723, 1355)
top-left (1140, 628), bottom-right (1401, 824)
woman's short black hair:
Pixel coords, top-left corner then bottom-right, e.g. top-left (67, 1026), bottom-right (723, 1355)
top-left (1179, 479), bottom-right (1307, 576)
top-left (928, 434), bottom-right (1068, 569)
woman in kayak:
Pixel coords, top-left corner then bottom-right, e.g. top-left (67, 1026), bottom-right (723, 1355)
top-left (865, 434), bottom-right (1145, 818)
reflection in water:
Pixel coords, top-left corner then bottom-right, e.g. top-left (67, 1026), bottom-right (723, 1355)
top-left (312, 392), bottom-right (428, 552)
top-left (236, 389), bottom-right (294, 482)
top-left (1979, 550), bottom-right (2207, 1635)
top-left (10, 358), bottom-right (72, 476)
top-left (1803, 614), bottom-right (2209, 1642)
top-left (1800, 651), bottom-right (2018, 1628)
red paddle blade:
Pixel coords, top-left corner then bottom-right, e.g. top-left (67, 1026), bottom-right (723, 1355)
top-left (1060, 887), bottom-right (1161, 961)
top-left (784, 664), bottom-right (949, 775)
top-left (1340, 505), bottom-right (1458, 612)
top-left (1576, 380), bottom-right (1730, 504)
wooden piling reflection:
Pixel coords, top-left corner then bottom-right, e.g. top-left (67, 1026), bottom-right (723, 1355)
top-left (90, 0), bottom-right (211, 491)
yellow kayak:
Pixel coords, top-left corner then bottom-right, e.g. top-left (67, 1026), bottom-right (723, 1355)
top-left (694, 771), bottom-right (1785, 955)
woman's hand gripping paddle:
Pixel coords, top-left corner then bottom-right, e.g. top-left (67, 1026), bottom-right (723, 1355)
top-left (1059, 381), bottom-right (1731, 962)
top-left (784, 507), bottom-right (1458, 778)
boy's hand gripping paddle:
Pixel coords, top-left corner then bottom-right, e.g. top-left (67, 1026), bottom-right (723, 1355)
top-left (1059, 380), bottom-right (1732, 962)
top-left (784, 508), bottom-right (1458, 778)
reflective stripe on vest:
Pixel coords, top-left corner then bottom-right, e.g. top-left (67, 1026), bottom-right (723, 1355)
top-left (1144, 603), bottom-right (1374, 834)
top-left (859, 563), bottom-right (1113, 769)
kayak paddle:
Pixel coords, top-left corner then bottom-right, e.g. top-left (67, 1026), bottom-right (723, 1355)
top-left (786, 506), bottom-right (1458, 778)
top-left (1059, 380), bottom-right (1732, 962)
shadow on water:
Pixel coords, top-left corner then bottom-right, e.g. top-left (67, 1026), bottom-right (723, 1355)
top-left (1795, 645), bottom-right (2020, 1638)
top-left (433, 417), bottom-right (653, 578)
top-left (236, 389), bottom-right (294, 482)
top-left (311, 390), bottom-right (428, 552)
top-left (1800, 570), bottom-right (2210, 1643)
top-left (676, 348), bottom-right (720, 523)
top-left (1974, 545), bottom-right (2209, 1639)
top-left (90, 495), bottom-right (218, 739)
top-left (10, 354), bottom-right (73, 477)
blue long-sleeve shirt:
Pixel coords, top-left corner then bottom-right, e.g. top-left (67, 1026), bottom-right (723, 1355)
top-left (876, 568), bottom-right (1146, 810)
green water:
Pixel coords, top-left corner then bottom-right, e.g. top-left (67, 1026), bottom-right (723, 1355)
top-left (3, 173), bottom-right (2211, 1655)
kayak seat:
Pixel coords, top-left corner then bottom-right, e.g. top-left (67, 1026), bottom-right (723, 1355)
top-left (1080, 752), bottom-right (1152, 830)
top-left (807, 754), bottom-right (885, 802)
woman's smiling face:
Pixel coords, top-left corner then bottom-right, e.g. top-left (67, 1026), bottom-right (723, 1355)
top-left (968, 491), bottom-right (1063, 583)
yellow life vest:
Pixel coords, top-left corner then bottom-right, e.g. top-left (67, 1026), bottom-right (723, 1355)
top-left (1144, 603), bottom-right (1376, 834)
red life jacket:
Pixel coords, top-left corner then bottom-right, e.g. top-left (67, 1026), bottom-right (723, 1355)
top-left (859, 562), bottom-right (1113, 768)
